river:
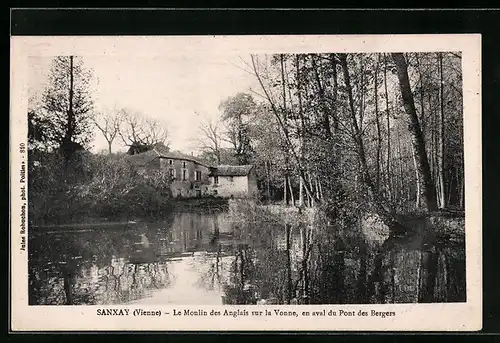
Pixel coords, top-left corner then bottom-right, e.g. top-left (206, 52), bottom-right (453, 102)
top-left (28, 209), bottom-right (466, 305)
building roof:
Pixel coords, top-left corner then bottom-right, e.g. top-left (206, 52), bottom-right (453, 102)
top-left (212, 165), bottom-right (254, 176)
top-left (126, 143), bottom-right (212, 167)
top-left (127, 149), bottom-right (159, 166)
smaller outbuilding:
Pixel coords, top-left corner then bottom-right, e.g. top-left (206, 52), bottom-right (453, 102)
top-left (208, 165), bottom-right (258, 198)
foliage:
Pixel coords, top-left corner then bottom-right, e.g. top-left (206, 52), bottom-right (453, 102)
top-left (244, 52), bottom-right (463, 213)
top-left (28, 151), bottom-right (174, 224)
top-left (218, 93), bottom-right (257, 165)
top-left (28, 56), bottom-right (95, 154)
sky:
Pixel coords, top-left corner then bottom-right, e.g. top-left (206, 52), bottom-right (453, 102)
top-left (28, 53), bottom-right (260, 154)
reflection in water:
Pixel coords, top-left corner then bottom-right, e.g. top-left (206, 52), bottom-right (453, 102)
top-left (29, 211), bottom-right (465, 305)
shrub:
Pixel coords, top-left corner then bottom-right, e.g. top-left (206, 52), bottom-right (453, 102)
top-left (28, 151), bottom-right (174, 224)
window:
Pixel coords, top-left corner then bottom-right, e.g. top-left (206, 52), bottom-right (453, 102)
top-left (168, 159), bottom-right (173, 166)
top-left (214, 176), bottom-right (219, 185)
top-left (195, 170), bottom-right (201, 181)
top-left (182, 169), bottom-right (187, 181)
top-left (168, 168), bottom-right (176, 179)
top-left (182, 161), bottom-right (187, 168)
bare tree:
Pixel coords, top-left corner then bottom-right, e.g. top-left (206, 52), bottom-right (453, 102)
top-left (196, 116), bottom-right (223, 164)
top-left (94, 110), bottom-right (120, 154)
top-left (437, 52), bottom-right (446, 209)
top-left (117, 109), bottom-right (169, 155)
top-left (250, 54), bottom-right (319, 205)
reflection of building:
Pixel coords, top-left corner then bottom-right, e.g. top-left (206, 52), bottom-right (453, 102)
top-left (208, 165), bottom-right (258, 198)
top-left (157, 213), bottom-right (236, 257)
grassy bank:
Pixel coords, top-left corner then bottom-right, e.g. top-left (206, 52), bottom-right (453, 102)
top-left (172, 196), bottom-right (229, 213)
top-left (30, 196), bottom-right (230, 228)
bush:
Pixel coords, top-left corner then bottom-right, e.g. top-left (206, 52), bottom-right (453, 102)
top-left (28, 151), bottom-right (174, 224)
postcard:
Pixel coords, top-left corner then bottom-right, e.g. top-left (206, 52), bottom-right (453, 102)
top-left (10, 34), bottom-right (482, 331)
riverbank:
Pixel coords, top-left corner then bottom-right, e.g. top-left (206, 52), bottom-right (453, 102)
top-left (173, 196), bottom-right (229, 212)
top-left (228, 200), bottom-right (465, 245)
top-left (362, 210), bottom-right (465, 246)
top-left (30, 196), bottom-right (230, 229)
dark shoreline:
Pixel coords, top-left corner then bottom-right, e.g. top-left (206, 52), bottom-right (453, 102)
top-left (30, 196), bottom-right (229, 230)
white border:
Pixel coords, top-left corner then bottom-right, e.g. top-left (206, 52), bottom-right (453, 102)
top-left (10, 34), bottom-right (482, 331)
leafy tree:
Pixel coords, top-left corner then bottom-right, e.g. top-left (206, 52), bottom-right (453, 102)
top-left (391, 53), bottom-right (437, 211)
top-left (219, 93), bottom-right (256, 165)
top-left (30, 56), bottom-right (95, 160)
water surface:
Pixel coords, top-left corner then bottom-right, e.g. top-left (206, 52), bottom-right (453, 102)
top-left (28, 210), bottom-right (466, 305)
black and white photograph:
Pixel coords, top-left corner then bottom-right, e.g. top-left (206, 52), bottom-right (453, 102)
top-left (10, 34), bottom-right (481, 331)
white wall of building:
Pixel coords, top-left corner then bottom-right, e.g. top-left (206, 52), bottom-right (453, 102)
top-left (209, 175), bottom-right (249, 198)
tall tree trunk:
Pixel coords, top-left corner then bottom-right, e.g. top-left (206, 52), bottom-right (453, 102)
top-left (414, 54), bottom-right (424, 208)
top-left (374, 55), bottom-right (382, 190)
top-left (296, 55), bottom-right (305, 207)
top-left (62, 56), bottom-right (75, 163)
top-left (307, 173), bottom-right (314, 207)
top-left (283, 177), bottom-right (288, 205)
top-left (391, 53), bottom-right (437, 212)
top-left (318, 178), bottom-right (324, 201)
top-left (288, 176), bottom-right (295, 206)
top-left (429, 93), bottom-right (435, 182)
top-left (416, 54), bottom-right (426, 141)
top-left (265, 160), bottom-right (271, 201)
top-left (438, 52), bottom-right (447, 209)
top-left (314, 177), bottom-right (320, 201)
top-left (339, 53), bottom-right (406, 232)
top-left (396, 131), bottom-right (404, 204)
top-left (280, 54), bottom-right (291, 206)
top-left (412, 137), bottom-right (421, 208)
top-left (330, 54), bottom-right (340, 134)
top-left (68, 56), bottom-right (74, 140)
top-left (358, 55), bottom-right (366, 131)
top-left (432, 91), bottom-right (440, 203)
top-left (312, 55), bottom-right (332, 138)
top-left (383, 55), bottom-right (392, 202)
top-left (299, 177), bottom-right (304, 207)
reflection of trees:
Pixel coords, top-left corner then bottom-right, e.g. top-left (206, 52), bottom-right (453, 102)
top-left (222, 243), bottom-right (258, 304)
top-left (95, 259), bottom-right (171, 304)
top-left (309, 237), bottom-right (347, 304)
top-left (28, 220), bottom-right (175, 305)
top-left (292, 223), bottom-right (314, 304)
top-left (224, 214), bottom-right (467, 305)
top-left (202, 244), bottom-right (223, 290)
top-left (221, 223), bottom-right (303, 305)
top-left (361, 236), bottom-right (466, 304)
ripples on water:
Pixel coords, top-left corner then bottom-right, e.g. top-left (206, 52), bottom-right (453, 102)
top-left (28, 210), bottom-right (465, 305)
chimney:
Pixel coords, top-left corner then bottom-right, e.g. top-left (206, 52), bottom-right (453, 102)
top-left (191, 151), bottom-right (193, 156)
